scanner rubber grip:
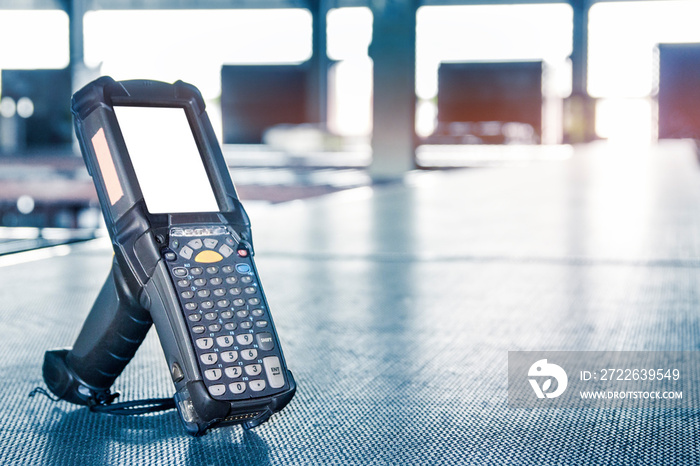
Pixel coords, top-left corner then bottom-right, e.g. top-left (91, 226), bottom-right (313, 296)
top-left (43, 259), bottom-right (153, 405)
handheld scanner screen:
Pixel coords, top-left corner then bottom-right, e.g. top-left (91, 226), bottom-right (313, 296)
top-left (112, 106), bottom-right (219, 214)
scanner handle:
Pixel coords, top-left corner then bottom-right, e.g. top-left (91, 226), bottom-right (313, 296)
top-left (43, 258), bottom-right (153, 405)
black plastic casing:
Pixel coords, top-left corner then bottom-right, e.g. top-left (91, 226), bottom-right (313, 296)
top-left (42, 77), bottom-right (295, 435)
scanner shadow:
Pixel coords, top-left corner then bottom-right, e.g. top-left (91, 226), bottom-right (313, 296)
top-left (39, 406), bottom-right (272, 465)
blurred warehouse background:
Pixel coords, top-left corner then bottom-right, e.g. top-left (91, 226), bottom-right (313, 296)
top-left (2, 0), bottom-right (700, 250)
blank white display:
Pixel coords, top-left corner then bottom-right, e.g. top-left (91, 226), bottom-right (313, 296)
top-left (114, 106), bottom-right (219, 214)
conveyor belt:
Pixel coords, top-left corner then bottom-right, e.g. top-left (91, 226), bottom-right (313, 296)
top-left (2, 141), bottom-right (700, 465)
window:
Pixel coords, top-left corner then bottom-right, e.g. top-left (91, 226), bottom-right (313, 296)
top-left (0, 10), bottom-right (69, 69)
top-left (327, 7), bottom-right (373, 137)
top-left (589, 0), bottom-right (700, 141)
top-left (416, 4), bottom-right (573, 143)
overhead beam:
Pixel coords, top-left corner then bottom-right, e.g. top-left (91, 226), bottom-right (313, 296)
top-left (81, 0), bottom-right (306, 9)
top-left (0, 0), bottom-right (668, 9)
top-left (0, 0), bottom-right (314, 10)
top-left (421, 0), bottom-right (636, 5)
top-left (0, 0), bottom-right (63, 8)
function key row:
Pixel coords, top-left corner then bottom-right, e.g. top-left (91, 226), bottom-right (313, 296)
top-left (176, 277), bottom-right (254, 288)
top-left (172, 266), bottom-right (251, 277)
top-left (179, 286), bottom-right (250, 298)
top-left (172, 266), bottom-right (218, 276)
top-left (192, 321), bottom-right (266, 333)
top-left (191, 319), bottom-right (268, 332)
top-left (187, 309), bottom-right (266, 322)
top-left (180, 287), bottom-right (257, 299)
top-left (182, 298), bottom-right (261, 311)
top-left (192, 320), bottom-right (268, 331)
top-left (192, 316), bottom-right (268, 335)
top-left (172, 264), bottom-right (251, 277)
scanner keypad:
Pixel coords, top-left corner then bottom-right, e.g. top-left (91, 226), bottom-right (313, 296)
top-left (165, 229), bottom-right (287, 401)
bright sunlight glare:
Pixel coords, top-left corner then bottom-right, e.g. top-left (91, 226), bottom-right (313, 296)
top-left (84, 9), bottom-right (313, 99)
top-left (589, 0), bottom-right (700, 142)
top-left (0, 10), bottom-right (69, 69)
top-left (4, 3), bottom-right (700, 144)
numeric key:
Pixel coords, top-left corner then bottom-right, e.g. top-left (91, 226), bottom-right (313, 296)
top-left (249, 380), bottom-right (266, 392)
top-left (229, 382), bottom-right (246, 394)
top-left (221, 351), bottom-right (238, 363)
top-left (196, 338), bottom-right (213, 349)
top-left (245, 364), bottom-right (262, 376)
top-left (241, 348), bottom-right (258, 360)
top-left (236, 334), bottom-right (253, 346)
top-left (216, 335), bottom-right (234, 348)
top-left (225, 366), bottom-right (242, 378)
top-left (200, 353), bottom-right (218, 365)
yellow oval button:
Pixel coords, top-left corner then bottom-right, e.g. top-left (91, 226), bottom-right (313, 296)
top-left (194, 250), bottom-right (223, 263)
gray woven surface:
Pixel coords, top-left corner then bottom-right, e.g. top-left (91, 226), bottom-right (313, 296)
top-left (2, 141), bottom-right (700, 464)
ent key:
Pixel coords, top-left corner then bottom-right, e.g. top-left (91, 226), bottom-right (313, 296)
top-left (262, 356), bottom-right (285, 388)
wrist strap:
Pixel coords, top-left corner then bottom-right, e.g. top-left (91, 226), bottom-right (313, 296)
top-left (89, 397), bottom-right (175, 416)
top-left (29, 386), bottom-right (175, 416)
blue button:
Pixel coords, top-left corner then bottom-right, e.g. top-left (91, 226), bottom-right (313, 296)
top-left (235, 264), bottom-right (251, 274)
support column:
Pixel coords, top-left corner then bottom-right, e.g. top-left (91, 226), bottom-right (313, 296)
top-left (307, 0), bottom-right (329, 126)
top-left (565, 0), bottom-right (596, 143)
top-left (369, 0), bottom-right (418, 181)
top-left (67, 0), bottom-right (86, 93)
